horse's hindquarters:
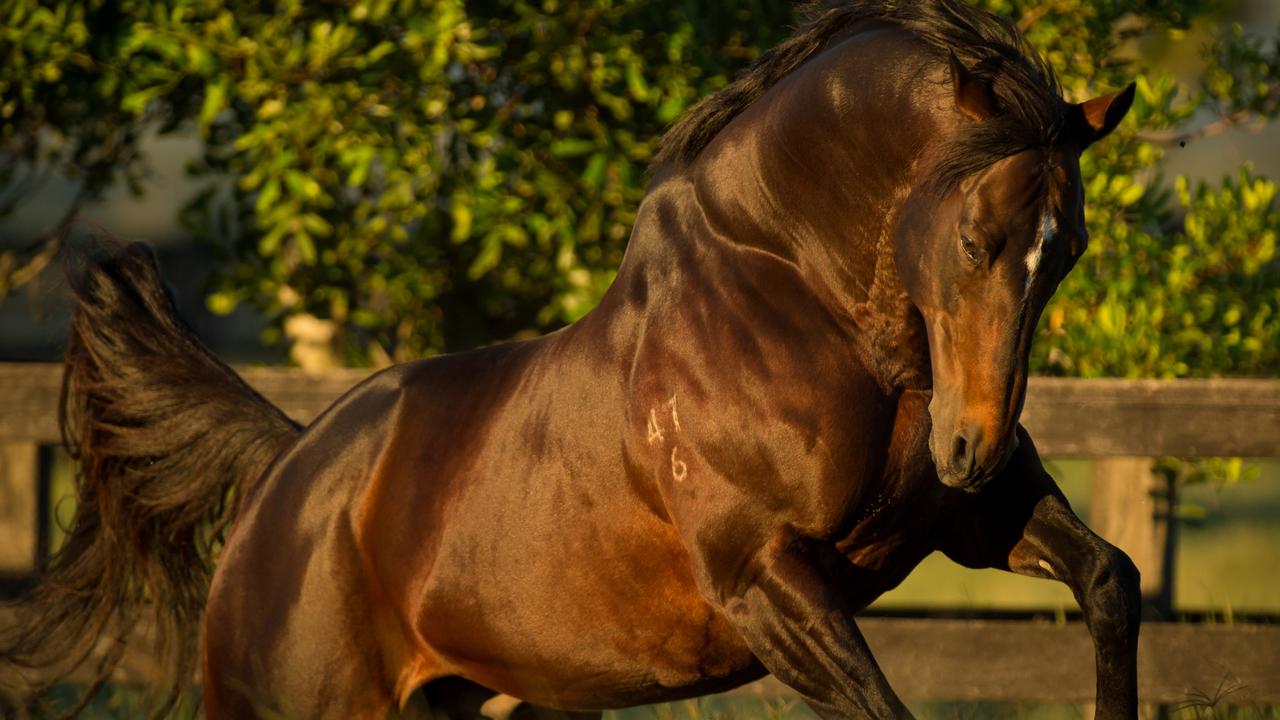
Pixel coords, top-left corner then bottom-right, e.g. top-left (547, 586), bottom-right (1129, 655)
top-left (203, 367), bottom-right (427, 718)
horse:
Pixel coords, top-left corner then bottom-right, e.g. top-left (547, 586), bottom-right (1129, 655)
top-left (1, 1), bottom-right (1140, 718)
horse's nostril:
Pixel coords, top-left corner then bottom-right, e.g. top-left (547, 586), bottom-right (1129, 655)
top-left (950, 434), bottom-right (971, 471)
top-left (950, 422), bottom-right (987, 476)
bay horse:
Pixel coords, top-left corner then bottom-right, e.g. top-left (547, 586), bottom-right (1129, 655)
top-left (2, 1), bottom-right (1140, 718)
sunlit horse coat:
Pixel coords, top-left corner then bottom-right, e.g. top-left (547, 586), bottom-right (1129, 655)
top-left (3, 2), bottom-right (1139, 718)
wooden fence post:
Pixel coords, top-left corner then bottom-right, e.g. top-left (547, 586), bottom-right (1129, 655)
top-left (0, 441), bottom-right (40, 576)
top-left (1088, 457), bottom-right (1176, 617)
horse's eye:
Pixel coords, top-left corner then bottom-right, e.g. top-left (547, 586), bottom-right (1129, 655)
top-left (960, 234), bottom-right (983, 265)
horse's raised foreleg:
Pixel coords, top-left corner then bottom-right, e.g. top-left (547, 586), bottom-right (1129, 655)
top-left (939, 425), bottom-right (1140, 720)
top-left (714, 530), bottom-right (913, 720)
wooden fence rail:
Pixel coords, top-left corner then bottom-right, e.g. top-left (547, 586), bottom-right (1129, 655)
top-left (1, 363), bottom-right (1278, 704)
top-left (2, 364), bottom-right (1279, 455)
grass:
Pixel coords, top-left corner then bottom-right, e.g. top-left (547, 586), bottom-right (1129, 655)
top-left (16, 685), bottom-right (201, 720)
top-left (32, 689), bottom-right (1280, 720)
top-left (607, 696), bottom-right (811, 719)
top-left (607, 699), bottom-right (1280, 720)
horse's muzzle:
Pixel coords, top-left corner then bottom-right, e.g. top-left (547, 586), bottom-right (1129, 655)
top-left (930, 424), bottom-right (1020, 492)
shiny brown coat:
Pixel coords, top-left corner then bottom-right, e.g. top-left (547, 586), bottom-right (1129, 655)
top-left (203, 15), bottom-right (1139, 719)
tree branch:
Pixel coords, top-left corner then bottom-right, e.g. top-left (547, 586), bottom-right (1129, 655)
top-left (0, 188), bottom-right (90, 297)
top-left (1134, 111), bottom-right (1271, 147)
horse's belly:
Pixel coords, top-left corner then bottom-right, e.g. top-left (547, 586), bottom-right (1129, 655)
top-left (409, 500), bottom-right (761, 709)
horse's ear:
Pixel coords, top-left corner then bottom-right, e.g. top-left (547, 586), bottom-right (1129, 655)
top-left (1074, 82), bottom-right (1136, 145)
top-left (950, 52), bottom-right (997, 122)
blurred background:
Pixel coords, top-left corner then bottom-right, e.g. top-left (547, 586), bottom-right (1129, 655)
top-left (0, 0), bottom-right (1277, 717)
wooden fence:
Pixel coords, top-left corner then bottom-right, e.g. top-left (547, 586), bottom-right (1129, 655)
top-left (1, 363), bottom-right (1278, 704)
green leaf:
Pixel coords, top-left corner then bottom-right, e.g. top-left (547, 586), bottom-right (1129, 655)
top-left (1117, 182), bottom-right (1144, 207)
top-left (120, 85), bottom-right (166, 115)
top-left (468, 235), bottom-right (503, 279)
top-left (207, 290), bottom-right (239, 315)
top-left (550, 138), bottom-right (596, 157)
top-left (581, 152), bottom-right (607, 189)
top-left (256, 179), bottom-right (281, 215)
top-left (199, 76), bottom-right (229, 134)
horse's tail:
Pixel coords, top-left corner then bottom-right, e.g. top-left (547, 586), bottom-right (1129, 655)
top-left (0, 240), bottom-right (302, 716)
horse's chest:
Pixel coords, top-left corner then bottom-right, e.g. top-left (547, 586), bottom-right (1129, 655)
top-left (825, 392), bottom-right (944, 602)
top-left (837, 469), bottom-right (943, 574)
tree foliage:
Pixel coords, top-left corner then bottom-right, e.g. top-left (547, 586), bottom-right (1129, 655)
top-left (1, 0), bottom-right (1277, 379)
top-left (1010, 3), bottom-right (1280, 379)
top-left (1, 0), bottom-right (791, 360)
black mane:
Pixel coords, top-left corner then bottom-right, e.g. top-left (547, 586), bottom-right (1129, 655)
top-left (653, 0), bottom-right (1065, 190)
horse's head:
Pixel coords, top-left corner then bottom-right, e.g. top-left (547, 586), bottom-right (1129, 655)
top-left (897, 56), bottom-right (1134, 491)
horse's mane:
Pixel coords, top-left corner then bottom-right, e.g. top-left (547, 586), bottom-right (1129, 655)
top-left (653, 0), bottom-right (1065, 191)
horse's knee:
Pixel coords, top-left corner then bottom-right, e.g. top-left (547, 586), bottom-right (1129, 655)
top-left (1083, 543), bottom-right (1141, 635)
top-left (1094, 545), bottom-right (1139, 603)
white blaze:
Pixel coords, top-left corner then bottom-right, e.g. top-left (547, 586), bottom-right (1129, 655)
top-left (1025, 210), bottom-right (1055, 292)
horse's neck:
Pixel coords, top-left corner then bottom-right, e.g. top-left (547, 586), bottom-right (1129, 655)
top-left (666, 33), bottom-right (944, 392)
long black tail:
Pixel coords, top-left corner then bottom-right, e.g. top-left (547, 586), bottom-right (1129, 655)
top-left (0, 240), bottom-right (301, 716)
